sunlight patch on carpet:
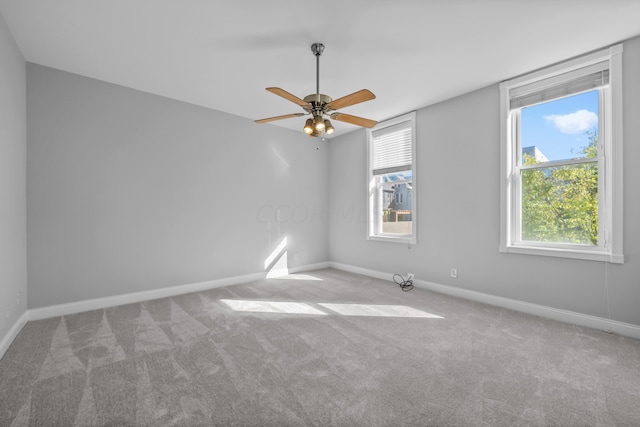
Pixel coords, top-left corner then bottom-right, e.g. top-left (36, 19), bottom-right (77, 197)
top-left (273, 273), bottom-right (322, 281)
top-left (221, 299), bottom-right (327, 315)
top-left (221, 299), bottom-right (443, 318)
top-left (319, 303), bottom-right (444, 318)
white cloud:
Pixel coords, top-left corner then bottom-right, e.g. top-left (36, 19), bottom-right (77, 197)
top-left (544, 109), bottom-right (597, 134)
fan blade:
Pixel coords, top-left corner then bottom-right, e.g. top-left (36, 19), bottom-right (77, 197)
top-left (266, 87), bottom-right (310, 107)
top-left (330, 113), bottom-right (377, 128)
top-left (255, 113), bottom-right (305, 123)
top-left (326, 89), bottom-right (375, 111)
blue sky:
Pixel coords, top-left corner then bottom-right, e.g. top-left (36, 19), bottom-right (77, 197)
top-left (520, 90), bottom-right (598, 162)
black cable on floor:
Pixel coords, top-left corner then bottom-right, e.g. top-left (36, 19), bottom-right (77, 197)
top-left (393, 274), bottom-right (414, 292)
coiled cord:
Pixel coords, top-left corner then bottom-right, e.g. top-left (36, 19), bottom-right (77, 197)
top-left (393, 274), bottom-right (414, 292)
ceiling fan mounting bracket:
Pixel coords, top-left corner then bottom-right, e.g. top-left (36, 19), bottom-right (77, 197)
top-left (311, 43), bottom-right (325, 56)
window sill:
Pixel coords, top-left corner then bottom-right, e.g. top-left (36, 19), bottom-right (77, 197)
top-left (500, 244), bottom-right (623, 264)
top-left (368, 234), bottom-right (416, 245)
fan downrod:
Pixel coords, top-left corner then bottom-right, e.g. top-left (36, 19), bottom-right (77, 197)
top-left (311, 43), bottom-right (325, 96)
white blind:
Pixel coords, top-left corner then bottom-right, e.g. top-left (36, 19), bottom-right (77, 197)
top-left (372, 121), bottom-right (412, 175)
top-left (510, 61), bottom-right (609, 110)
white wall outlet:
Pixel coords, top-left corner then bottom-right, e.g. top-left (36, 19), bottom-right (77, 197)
top-left (450, 268), bottom-right (458, 279)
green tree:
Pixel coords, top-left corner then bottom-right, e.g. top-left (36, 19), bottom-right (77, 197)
top-left (521, 132), bottom-right (598, 245)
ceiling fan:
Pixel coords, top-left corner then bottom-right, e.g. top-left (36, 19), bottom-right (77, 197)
top-left (255, 43), bottom-right (378, 137)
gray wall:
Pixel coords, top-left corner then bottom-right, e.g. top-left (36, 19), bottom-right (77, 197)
top-left (27, 64), bottom-right (329, 308)
top-left (0, 13), bottom-right (27, 338)
top-left (19, 34), bottom-right (640, 328)
top-left (329, 35), bottom-right (640, 327)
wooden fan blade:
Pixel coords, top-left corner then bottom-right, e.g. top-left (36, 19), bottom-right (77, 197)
top-left (266, 87), bottom-right (310, 107)
top-left (330, 112), bottom-right (377, 128)
top-left (255, 113), bottom-right (305, 123)
top-left (326, 89), bottom-right (375, 111)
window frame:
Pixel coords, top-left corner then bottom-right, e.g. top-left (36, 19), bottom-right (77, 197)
top-left (366, 111), bottom-right (417, 244)
top-left (499, 44), bottom-right (624, 263)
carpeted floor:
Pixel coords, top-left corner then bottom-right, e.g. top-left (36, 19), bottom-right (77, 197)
top-left (1, 268), bottom-right (639, 426)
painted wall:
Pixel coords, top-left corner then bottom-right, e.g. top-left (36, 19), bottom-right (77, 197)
top-left (20, 34), bottom-right (640, 327)
top-left (329, 35), bottom-right (640, 327)
top-left (27, 64), bottom-right (328, 308)
top-left (0, 13), bottom-right (27, 340)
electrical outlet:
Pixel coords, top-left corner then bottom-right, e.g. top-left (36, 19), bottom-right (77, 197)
top-left (450, 268), bottom-right (458, 279)
top-left (5, 303), bottom-right (10, 319)
top-left (17, 291), bottom-right (21, 304)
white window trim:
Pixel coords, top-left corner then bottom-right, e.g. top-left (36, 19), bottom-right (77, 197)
top-left (499, 44), bottom-right (623, 264)
top-left (366, 111), bottom-right (417, 244)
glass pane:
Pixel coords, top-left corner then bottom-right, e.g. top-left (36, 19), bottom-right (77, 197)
top-left (379, 172), bottom-right (412, 235)
top-left (521, 163), bottom-right (598, 245)
top-left (520, 90), bottom-right (599, 164)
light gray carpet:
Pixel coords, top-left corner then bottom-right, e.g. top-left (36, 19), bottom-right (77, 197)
top-left (1, 268), bottom-right (639, 426)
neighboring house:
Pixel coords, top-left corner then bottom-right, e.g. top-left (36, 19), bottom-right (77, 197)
top-left (388, 183), bottom-right (412, 211)
top-left (379, 171), bottom-right (413, 221)
top-left (383, 188), bottom-right (394, 208)
top-left (522, 145), bottom-right (549, 163)
top-left (387, 183), bottom-right (412, 221)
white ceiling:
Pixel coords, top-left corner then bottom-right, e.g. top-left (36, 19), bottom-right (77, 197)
top-left (2, 0), bottom-right (639, 138)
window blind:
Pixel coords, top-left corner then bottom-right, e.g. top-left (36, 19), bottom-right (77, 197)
top-left (372, 121), bottom-right (412, 175)
top-left (510, 61), bottom-right (609, 110)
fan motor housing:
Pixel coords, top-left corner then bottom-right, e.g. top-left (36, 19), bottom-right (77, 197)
top-left (304, 93), bottom-right (332, 105)
top-left (304, 94), bottom-right (332, 116)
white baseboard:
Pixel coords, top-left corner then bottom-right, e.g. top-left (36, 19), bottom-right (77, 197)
top-left (289, 262), bottom-right (331, 273)
top-left (267, 262), bottom-right (331, 278)
top-left (28, 271), bottom-right (265, 321)
top-left (28, 261), bottom-right (333, 322)
top-left (329, 262), bottom-right (391, 281)
top-left (329, 262), bottom-right (640, 340)
top-left (0, 311), bottom-right (28, 361)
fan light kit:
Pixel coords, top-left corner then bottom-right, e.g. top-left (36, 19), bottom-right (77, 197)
top-left (255, 43), bottom-right (377, 137)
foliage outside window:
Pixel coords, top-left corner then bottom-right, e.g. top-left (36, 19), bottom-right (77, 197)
top-left (367, 112), bottom-right (416, 244)
top-left (500, 45), bottom-right (623, 263)
top-left (521, 104), bottom-right (599, 246)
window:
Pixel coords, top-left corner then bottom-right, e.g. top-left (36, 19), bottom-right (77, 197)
top-left (367, 112), bottom-right (416, 243)
top-left (500, 45), bottom-right (623, 263)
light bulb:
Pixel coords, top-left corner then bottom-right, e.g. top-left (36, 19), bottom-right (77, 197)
top-left (324, 119), bottom-right (334, 134)
top-left (303, 118), bottom-right (313, 134)
top-left (313, 115), bottom-right (325, 131)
